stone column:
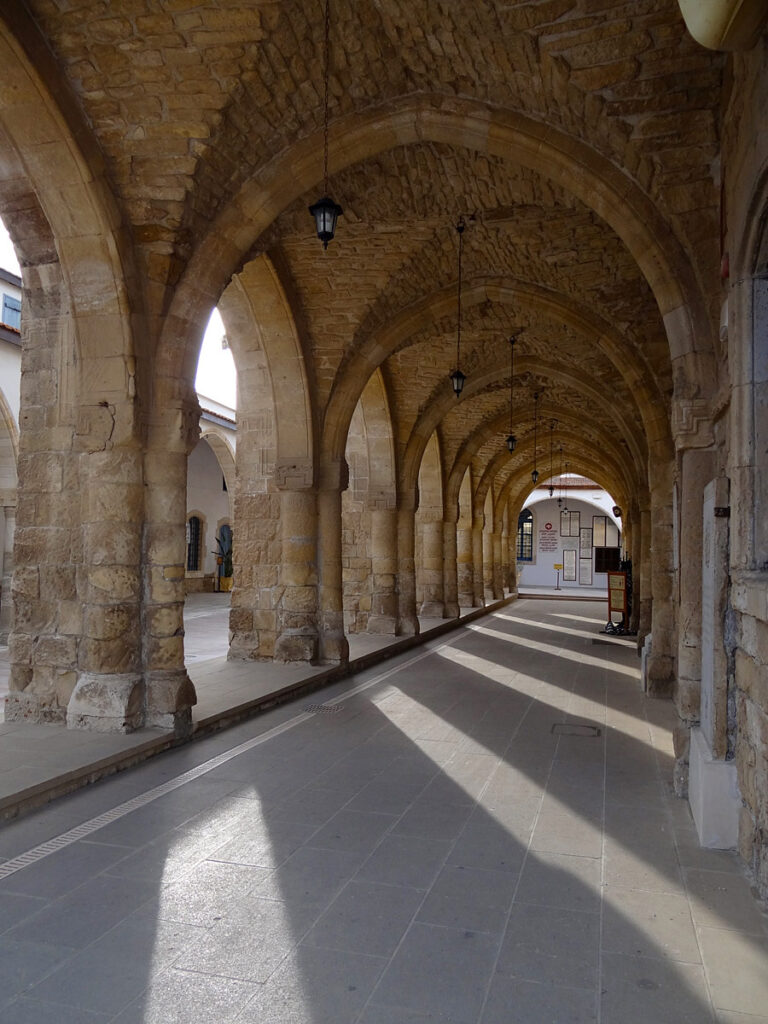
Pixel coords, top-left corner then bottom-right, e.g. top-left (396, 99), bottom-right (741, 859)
top-left (483, 523), bottom-right (494, 603)
top-left (419, 515), bottom-right (445, 617)
top-left (457, 521), bottom-right (474, 608)
top-left (317, 460), bottom-right (349, 663)
top-left (628, 502), bottom-right (642, 635)
top-left (67, 446), bottom-right (147, 733)
top-left (0, 502), bottom-right (14, 643)
top-left (637, 502), bottom-right (652, 642)
top-left (491, 532), bottom-right (503, 600)
top-left (274, 480), bottom-right (319, 663)
top-left (368, 502), bottom-right (398, 634)
top-left (139, 393), bottom-right (198, 735)
top-left (501, 521), bottom-right (510, 595)
top-left (676, 448), bottom-right (717, 727)
top-left (397, 495), bottom-right (419, 636)
top-left (443, 510), bottom-right (459, 618)
top-left (472, 516), bottom-right (485, 607)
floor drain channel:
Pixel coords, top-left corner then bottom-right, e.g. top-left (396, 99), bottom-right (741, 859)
top-left (303, 703), bottom-right (342, 714)
top-left (551, 723), bottom-right (601, 737)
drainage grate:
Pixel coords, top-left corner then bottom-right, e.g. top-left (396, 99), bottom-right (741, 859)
top-left (551, 723), bottom-right (601, 738)
top-left (303, 703), bottom-right (342, 714)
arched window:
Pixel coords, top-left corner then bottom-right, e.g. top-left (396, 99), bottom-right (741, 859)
top-left (186, 515), bottom-right (202, 571)
top-left (516, 509), bottom-right (533, 561)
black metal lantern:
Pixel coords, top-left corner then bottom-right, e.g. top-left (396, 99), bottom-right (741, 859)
top-left (531, 468), bottom-right (539, 485)
top-left (450, 367), bottom-right (466, 397)
top-left (309, 196), bottom-right (343, 249)
top-left (449, 218), bottom-right (466, 396)
top-left (309, 0), bottom-right (342, 248)
top-left (506, 335), bottom-right (516, 455)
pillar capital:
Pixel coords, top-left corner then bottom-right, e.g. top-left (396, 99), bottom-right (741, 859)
top-left (672, 397), bottom-right (715, 451)
top-left (274, 458), bottom-right (314, 491)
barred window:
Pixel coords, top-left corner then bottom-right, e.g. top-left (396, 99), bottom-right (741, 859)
top-left (186, 515), bottom-right (202, 571)
top-left (516, 509), bottom-right (533, 562)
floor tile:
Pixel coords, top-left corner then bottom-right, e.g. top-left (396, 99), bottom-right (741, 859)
top-left (497, 903), bottom-right (599, 990)
top-left (600, 952), bottom-right (712, 1023)
top-left (602, 886), bottom-right (701, 962)
top-left (370, 921), bottom-right (499, 1020)
top-left (685, 869), bottom-right (768, 935)
top-left (514, 851), bottom-right (601, 914)
top-left (303, 879), bottom-right (422, 957)
top-left (699, 926), bottom-right (768, 1016)
top-left (355, 834), bottom-right (450, 890)
top-left (481, 974), bottom-right (598, 1023)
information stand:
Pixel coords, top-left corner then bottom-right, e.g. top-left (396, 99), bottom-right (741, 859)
top-left (607, 571), bottom-right (627, 624)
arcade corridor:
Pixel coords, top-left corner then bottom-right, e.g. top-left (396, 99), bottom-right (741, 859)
top-left (0, 598), bottom-right (765, 1022)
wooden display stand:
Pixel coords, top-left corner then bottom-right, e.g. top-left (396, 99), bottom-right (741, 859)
top-left (607, 571), bottom-right (627, 624)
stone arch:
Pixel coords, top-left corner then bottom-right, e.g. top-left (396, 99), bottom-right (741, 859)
top-left (160, 95), bottom-right (713, 410)
top-left (325, 279), bottom-right (667, 479)
top-left (216, 254), bottom-right (316, 662)
top-left (199, 427), bottom-right (236, 501)
top-left (0, 12), bottom-right (151, 731)
top-left (343, 369), bottom-right (397, 634)
top-left (416, 431), bottom-right (444, 616)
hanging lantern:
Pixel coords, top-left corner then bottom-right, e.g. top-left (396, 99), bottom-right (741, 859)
top-left (309, 196), bottom-right (343, 249)
top-left (548, 419), bottom-right (557, 496)
top-left (506, 335), bottom-right (516, 455)
top-left (449, 218), bottom-right (466, 396)
top-left (531, 391), bottom-right (539, 485)
top-left (309, 0), bottom-right (342, 248)
top-left (450, 367), bottom-right (466, 397)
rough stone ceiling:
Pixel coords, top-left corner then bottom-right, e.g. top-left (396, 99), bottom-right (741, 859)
top-left (17, 0), bottom-right (723, 492)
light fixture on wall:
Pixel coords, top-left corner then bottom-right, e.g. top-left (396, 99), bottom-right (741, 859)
top-left (309, 0), bottom-right (343, 248)
top-left (548, 419), bottom-right (557, 496)
top-left (449, 218), bottom-right (467, 397)
top-left (506, 335), bottom-right (517, 453)
top-left (531, 391), bottom-right (539, 485)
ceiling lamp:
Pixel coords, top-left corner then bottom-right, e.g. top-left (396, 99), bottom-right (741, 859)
top-left (548, 419), bottom-right (557, 496)
top-left (309, 0), bottom-right (342, 249)
top-left (506, 335), bottom-right (517, 453)
top-left (557, 445), bottom-right (564, 508)
top-left (449, 218), bottom-right (467, 397)
top-left (531, 391), bottom-right (539, 485)
top-left (563, 460), bottom-right (570, 511)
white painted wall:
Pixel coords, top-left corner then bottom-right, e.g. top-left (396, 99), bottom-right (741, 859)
top-left (187, 438), bottom-right (233, 576)
top-left (516, 492), bottom-right (622, 592)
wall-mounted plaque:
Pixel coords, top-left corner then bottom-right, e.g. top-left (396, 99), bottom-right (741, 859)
top-left (579, 527), bottom-right (592, 553)
top-left (563, 548), bottom-right (577, 581)
top-left (579, 557), bottom-right (593, 585)
top-left (593, 515), bottom-right (606, 547)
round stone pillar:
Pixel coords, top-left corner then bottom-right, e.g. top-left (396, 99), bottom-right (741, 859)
top-left (317, 460), bottom-right (349, 664)
top-left (500, 523), bottom-right (510, 596)
top-left (0, 502), bottom-right (15, 643)
top-left (472, 516), bottom-right (485, 607)
top-left (443, 511), bottom-right (459, 618)
top-left (67, 447), bottom-right (147, 733)
top-left (274, 487), bottom-right (319, 662)
top-left (397, 496), bottom-right (419, 636)
top-left (419, 516), bottom-right (445, 618)
top-left (368, 504), bottom-right (398, 634)
top-left (457, 523), bottom-right (474, 607)
top-left (140, 393), bottom-right (199, 735)
top-left (491, 532), bottom-right (503, 600)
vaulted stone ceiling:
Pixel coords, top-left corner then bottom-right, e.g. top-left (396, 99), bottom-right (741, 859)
top-left (11, 0), bottom-right (724, 506)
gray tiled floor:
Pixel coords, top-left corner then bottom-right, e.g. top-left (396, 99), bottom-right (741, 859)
top-left (0, 598), bottom-right (767, 1023)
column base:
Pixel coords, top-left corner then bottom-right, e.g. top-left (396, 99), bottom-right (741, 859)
top-left (67, 672), bottom-right (144, 733)
top-left (397, 615), bottom-right (420, 637)
top-left (274, 631), bottom-right (319, 663)
top-left (443, 601), bottom-right (460, 618)
top-left (318, 631), bottom-right (349, 665)
top-left (689, 726), bottom-right (740, 849)
top-left (419, 601), bottom-right (445, 618)
top-left (367, 614), bottom-right (397, 635)
top-left (145, 670), bottom-right (196, 737)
